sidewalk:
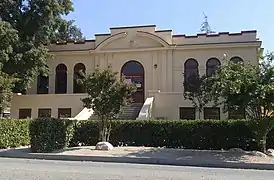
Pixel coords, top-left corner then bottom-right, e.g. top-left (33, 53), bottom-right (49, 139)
top-left (1, 146), bottom-right (274, 170)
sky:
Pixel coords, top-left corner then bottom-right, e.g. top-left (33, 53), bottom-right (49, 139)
top-left (67, 0), bottom-right (273, 52)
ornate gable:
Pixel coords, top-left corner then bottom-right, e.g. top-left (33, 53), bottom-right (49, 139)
top-left (95, 31), bottom-right (170, 51)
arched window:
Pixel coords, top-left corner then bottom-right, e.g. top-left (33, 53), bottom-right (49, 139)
top-left (230, 56), bottom-right (244, 63)
top-left (73, 63), bottom-right (86, 93)
top-left (121, 61), bottom-right (144, 75)
top-left (55, 63), bottom-right (67, 94)
top-left (184, 58), bottom-right (199, 92)
top-left (206, 58), bottom-right (221, 76)
top-left (121, 60), bottom-right (145, 103)
top-left (37, 75), bottom-right (49, 94)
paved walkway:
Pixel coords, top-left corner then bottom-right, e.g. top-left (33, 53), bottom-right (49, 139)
top-left (55, 146), bottom-right (274, 164)
top-left (1, 146), bottom-right (274, 170)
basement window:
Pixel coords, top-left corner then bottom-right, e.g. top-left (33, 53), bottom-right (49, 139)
top-left (204, 107), bottom-right (220, 120)
top-left (19, 108), bottom-right (32, 119)
top-left (38, 108), bottom-right (51, 118)
top-left (58, 108), bottom-right (71, 118)
top-left (228, 108), bottom-right (246, 119)
top-left (179, 107), bottom-right (196, 120)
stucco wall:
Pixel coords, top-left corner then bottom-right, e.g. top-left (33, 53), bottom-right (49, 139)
top-left (10, 25), bottom-right (261, 119)
top-left (11, 94), bottom-right (87, 118)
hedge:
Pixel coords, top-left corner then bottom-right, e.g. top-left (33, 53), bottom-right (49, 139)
top-left (71, 120), bottom-right (261, 150)
top-left (4, 118), bottom-right (271, 153)
top-left (0, 118), bottom-right (30, 149)
top-left (29, 118), bottom-right (74, 153)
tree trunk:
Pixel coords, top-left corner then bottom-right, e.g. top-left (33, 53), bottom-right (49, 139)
top-left (98, 117), bottom-right (105, 142)
top-left (256, 117), bottom-right (274, 153)
top-left (98, 117), bottom-right (111, 142)
top-left (106, 121), bottom-right (111, 142)
top-left (258, 134), bottom-right (267, 153)
top-left (198, 110), bottom-right (201, 120)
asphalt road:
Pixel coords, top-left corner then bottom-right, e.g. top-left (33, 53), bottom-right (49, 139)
top-left (0, 158), bottom-right (273, 180)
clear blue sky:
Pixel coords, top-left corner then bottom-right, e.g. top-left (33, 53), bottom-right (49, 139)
top-left (67, 0), bottom-right (273, 52)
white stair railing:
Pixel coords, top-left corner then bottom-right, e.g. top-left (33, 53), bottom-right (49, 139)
top-left (136, 97), bottom-right (154, 120)
top-left (68, 107), bottom-right (94, 120)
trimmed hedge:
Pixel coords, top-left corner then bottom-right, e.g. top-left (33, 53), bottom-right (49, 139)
top-left (29, 118), bottom-right (74, 153)
top-left (27, 119), bottom-right (274, 153)
top-left (0, 118), bottom-right (30, 149)
top-left (71, 120), bottom-right (260, 150)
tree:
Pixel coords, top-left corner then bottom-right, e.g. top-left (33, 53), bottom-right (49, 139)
top-left (0, 72), bottom-right (17, 116)
top-left (51, 19), bottom-right (85, 42)
top-left (0, 20), bottom-right (19, 114)
top-left (183, 74), bottom-right (212, 119)
top-left (0, 20), bottom-right (18, 67)
top-left (81, 68), bottom-right (136, 142)
top-left (209, 53), bottom-right (274, 152)
top-left (0, 0), bottom-right (81, 92)
top-left (200, 12), bottom-right (215, 34)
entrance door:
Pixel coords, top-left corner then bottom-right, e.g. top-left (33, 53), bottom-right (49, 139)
top-left (121, 61), bottom-right (145, 103)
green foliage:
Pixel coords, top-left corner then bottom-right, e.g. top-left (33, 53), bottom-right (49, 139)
top-left (183, 75), bottom-right (212, 119)
top-left (51, 20), bottom-right (85, 41)
top-left (21, 119), bottom-right (274, 152)
top-left (0, 21), bottom-right (19, 109)
top-left (0, 0), bottom-right (82, 92)
top-left (208, 53), bottom-right (274, 152)
top-left (29, 118), bottom-right (75, 153)
top-left (81, 68), bottom-right (136, 142)
top-left (0, 72), bottom-right (17, 113)
top-left (0, 119), bottom-right (30, 149)
top-left (69, 120), bottom-right (99, 147)
top-left (70, 120), bottom-right (255, 150)
top-left (0, 21), bottom-right (18, 64)
top-left (69, 120), bottom-right (274, 151)
top-left (81, 68), bottom-right (136, 119)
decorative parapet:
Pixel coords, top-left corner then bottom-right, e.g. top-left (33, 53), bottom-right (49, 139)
top-left (172, 30), bottom-right (257, 45)
top-left (48, 25), bottom-right (259, 52)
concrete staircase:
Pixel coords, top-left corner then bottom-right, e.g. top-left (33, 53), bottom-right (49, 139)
top-left (118, 103), bottom-right (143, 120)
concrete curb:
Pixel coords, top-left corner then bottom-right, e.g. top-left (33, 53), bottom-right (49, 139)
top-left (1, 152), bottom-right (274, 170)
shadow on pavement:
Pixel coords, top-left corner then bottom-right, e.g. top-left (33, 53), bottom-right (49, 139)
top-left (121, 148), bottom-right (257, 164)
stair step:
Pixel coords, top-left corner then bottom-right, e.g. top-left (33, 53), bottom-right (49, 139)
top-left (118, 103), bottom-right (143, 120)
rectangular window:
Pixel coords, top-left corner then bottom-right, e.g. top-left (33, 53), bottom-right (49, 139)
top-left (179, 107), bottom-right (196, 120)
top-left (38, 108), bottom-right (51, 118)
top-left (19, 109), bottom-right (32, 119)
top-left (58, 108), bottom-right (71, 118)
top-left (228, 108), bottom-right (246, 119)
top-left (204, 107), bottom-right (220, 120)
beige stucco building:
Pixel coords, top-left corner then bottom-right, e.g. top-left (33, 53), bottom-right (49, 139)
top-left (10, 25), bottom-right (262, 120)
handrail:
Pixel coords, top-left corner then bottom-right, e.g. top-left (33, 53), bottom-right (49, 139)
top-left (136, 97), bottom-right (154, 120)
top-left (68, 107), bottom-right (94, 120)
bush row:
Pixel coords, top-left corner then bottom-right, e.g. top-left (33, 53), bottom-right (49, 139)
top-left (2, 118), bottom-right (274, 153)
top-left (0, 118), bottom-right (30, 149)
top-left (29, 118), bottom-right (274, 153)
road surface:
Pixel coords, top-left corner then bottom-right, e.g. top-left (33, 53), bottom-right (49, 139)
top-left (0, 158), bottom-right (273, 180)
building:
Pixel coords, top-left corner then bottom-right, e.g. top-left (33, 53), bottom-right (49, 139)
top-left (10, 25), bottom-right (262, 120)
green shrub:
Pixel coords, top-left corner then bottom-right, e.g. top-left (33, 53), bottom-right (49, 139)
top-left (69, 120), bottom-right (99, 147)
top-left (29, 119), bottom-right (274, 152)
top-left (29, 118), bottom-right (75, 153)
top-left (267, 129), bottom-right (274, 148)
top-left (70, 120), bottom-right (260, 150)
top-left (0, 118), bottom-right (30, 149)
